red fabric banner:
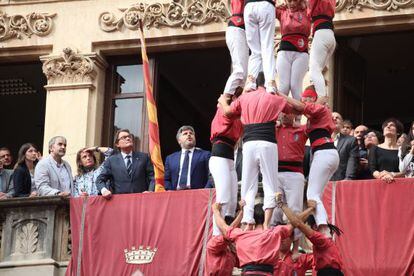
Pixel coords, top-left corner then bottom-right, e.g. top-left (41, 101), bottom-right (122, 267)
top-left (67, 180), bottom-right (414, 276)
top-left (66, 197), bottom-right (85, 275)
top-left (66, 189), bottom-right (214, 276)
top-left (323, 179), bottom-right (414, 276)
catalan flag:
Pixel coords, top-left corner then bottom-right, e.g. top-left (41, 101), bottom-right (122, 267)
top-left (138, 21), bottom-right (165, 192)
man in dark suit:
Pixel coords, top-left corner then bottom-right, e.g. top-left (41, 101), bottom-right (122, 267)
top-left (164, 126), bottom-right (212, 190)
top-left (331, 112), bottom-right (359, 181)
top-left (354, 125), bottom-right (371, 179)
top-left (96, 129), bottom-right (154, 198)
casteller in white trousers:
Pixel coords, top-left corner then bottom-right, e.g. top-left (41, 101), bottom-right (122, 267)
top-left (224, 0), bottom-right (249, 94)
top-left (309, 29), bottom-right (336, 97)
top-left (276, 5), bottom-right (311, 100)
top-left (210, 156), bottom-right (239, 236)
top-left (308, 0), bottom-right (337, 97)
top-left (244, 0), bottom-right (276, 92)
top-left (307, 148), bottom-right (339, 226)
top-left (209, 96), bottom-right (243, 235)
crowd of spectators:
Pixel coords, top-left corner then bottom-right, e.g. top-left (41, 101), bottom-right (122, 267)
top-left (0, 118), bottom-right (413, 200)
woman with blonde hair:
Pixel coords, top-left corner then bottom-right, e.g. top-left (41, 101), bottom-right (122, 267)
top-left (72, 146), bottom-right (113, 197)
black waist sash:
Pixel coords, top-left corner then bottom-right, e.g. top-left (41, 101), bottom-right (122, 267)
top-left (242, 264), bottom-right (273, 273)
top-left (243, 122), bottom-right (276, 143)
top-left (309, 129), bottom-right (335, 153)
top-left (312, 15), bottom-right (334, 32)
top-left (212, 136), bottom-right (236, 147)
top-left (309, 129), bottom-right (330, 144)
top-left (279, 40), bottom-right (300, 52)
top-left (279, 161), bottom-right (304, 173)
top-left (211, 142), bottom-right (234, 160)
top-left (317, 267), bottom-right (344, 276)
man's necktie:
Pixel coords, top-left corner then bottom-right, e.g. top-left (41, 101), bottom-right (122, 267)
top-left (178, 150), bottom-right (190, 189)
top-left (126, 155), bottom-right (132, 178)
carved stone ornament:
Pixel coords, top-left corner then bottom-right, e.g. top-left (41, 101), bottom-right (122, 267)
top-left (99, 0), bottom-right (229, 32)
top-left (336, 0), bottom-right (414, 12)
top-left (16, 222), bottom-right (39, 254)
top-left (42, 48), bottom-right (95, 84)
top-left (0, 11), bottom-right (56, 42)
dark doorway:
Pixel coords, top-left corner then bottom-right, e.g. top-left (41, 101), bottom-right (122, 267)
top-left (334, 31), bottom-right (414, 132)
top-left (0, 62), bottom-right (47, 161)
top-left (156, 47), bottom-right (231, 158)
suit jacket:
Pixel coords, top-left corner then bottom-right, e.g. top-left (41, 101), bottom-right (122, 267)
top-left (13, 163), bottom-right (34, 197)
top-left (331, 134), bottom-right (359, 181)
top-left (95, 151), bottom-right (154, 194)
top-left (0, 169), bottom-right (14, 198)
top-left (35, 156), bottom-right (73, 196)
top-left (164, 148), bottom-right (212, 190)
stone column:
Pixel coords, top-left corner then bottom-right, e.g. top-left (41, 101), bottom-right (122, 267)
top-left (40, 48), bottom-right (108, 168)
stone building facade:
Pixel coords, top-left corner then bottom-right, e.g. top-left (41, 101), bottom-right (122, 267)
top-left (0, 0), bottom-right (414, 274)
top-left (1, 0), bottom-right (413, 166)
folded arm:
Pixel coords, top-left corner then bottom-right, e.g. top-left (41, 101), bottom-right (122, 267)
top-left (230, 200), bottom-right (246, 228)
top-left (276, 193), bottom-right (315, 238)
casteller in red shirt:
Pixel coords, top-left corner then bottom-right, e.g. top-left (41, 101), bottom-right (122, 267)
top-left (308, 0), bottom-right (336, 33)
top-left (226, 225), bottom-right (293, 268)
top-left (308, 231), bottom-right (343, 272)
top-left (205, 235), bottom-right (238, 276)
top-left (276, 124), bottom-right (308, 173)
top-left (276, 6), bottom-right (311, 53)
top-left (273, 251), bottom-right (314, 276)
top-left (229, 87), bottom-right (292, 125)
top-left (210, 106), bottom-right (243, 147)
top-left (303, 103), bottom-right (335, 136)
top-left (303, 102), bottom-right (336, 151)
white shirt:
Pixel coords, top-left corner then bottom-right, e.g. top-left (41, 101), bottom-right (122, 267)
top-left (177, 147), bottom-right (195, 189)
top-left (121, 151), bottom-right (133, 168)
top-left (51, 158), bottom-right (71, 193)
top-left (334, 133), bottom-right (340, 147)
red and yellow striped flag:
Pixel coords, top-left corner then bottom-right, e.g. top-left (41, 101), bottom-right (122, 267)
top-left (138, 21), bottom-right (165, 192)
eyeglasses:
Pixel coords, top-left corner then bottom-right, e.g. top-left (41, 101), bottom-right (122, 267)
top-left (118, 134), bottom-right (132, 141)
top-left (364, 134), bottom-right (377, 138)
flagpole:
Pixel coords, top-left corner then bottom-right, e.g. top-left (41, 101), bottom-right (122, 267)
top-left (138, 20), bottom-right (165, 192)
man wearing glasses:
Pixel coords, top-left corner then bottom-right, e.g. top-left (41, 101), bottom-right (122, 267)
top-left (96, 129), bottom-right (154, 198)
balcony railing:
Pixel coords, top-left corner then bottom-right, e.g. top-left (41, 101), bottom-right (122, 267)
top-left (0, 196), bottom-right (70, 275)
